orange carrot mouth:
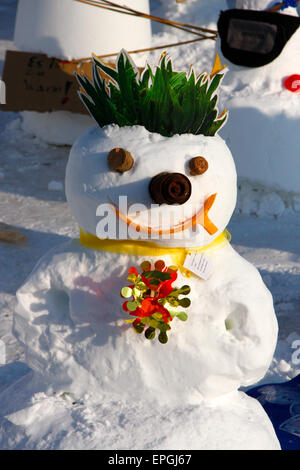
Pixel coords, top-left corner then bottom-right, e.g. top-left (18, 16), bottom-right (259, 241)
top-left (110, 193), bottom-right (218, 236)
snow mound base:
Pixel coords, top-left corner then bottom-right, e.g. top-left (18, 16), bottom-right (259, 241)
top-left (0, 373), bottom-right (280, 450)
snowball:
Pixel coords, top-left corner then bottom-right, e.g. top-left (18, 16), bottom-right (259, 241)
top-left (258, 193), bottom-right (286, 218)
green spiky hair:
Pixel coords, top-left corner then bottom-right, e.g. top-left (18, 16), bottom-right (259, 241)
top-left (76, 50), bottom-right (227, 137)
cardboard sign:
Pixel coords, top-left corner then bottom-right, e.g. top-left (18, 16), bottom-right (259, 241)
top-left (0, 50), bottom-right (105, 114)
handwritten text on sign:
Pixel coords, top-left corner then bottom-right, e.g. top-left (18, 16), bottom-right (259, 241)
top-left (1, 50), bottom-right (89, 114)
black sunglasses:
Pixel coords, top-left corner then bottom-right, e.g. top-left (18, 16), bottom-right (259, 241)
top-left (217, 9), bottom-right (300, 67)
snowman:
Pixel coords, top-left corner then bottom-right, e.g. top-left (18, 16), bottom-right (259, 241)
top-left (217, 0), bottom-right (300, 200)
top-left (2, 52), bottom-right (280, 449)
top-left (13, 0), bottom-right (151, 145)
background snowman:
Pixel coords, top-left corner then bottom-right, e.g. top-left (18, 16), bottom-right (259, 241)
top-left (0, 51), bottom-right (280, 449)
top-left (216, 0), bottom-right (300, 214)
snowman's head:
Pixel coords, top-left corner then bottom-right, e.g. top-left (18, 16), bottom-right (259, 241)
top-left (216, 3), bottom-right (300, 93)
top-left (66, 52), bottom-right (237, 248)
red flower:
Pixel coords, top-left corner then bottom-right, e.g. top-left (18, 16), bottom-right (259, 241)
top-left (130, 298), bottom-right (172, 324)
top-left (128, 267), bottom-right (139, 277)
top-left (123, 263), bottom-right (179, 326)
top-left (140, 270), bottom-right (177, 293)
top-left (157, 272), bottom-right (177, 299)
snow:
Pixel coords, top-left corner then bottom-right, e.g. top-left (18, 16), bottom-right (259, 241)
top-left (14, 0), bottom-right (152, 60)
top-left (0, 0), bottom-right (299, 450)
top-left (13, 0), bottom-right (152, 145)
top-left (20, 110), bottom-right (95, 147)
top-left (14, 233), bottom-right (278, 401)
top-left (0, 386), bottom-right (279, 449)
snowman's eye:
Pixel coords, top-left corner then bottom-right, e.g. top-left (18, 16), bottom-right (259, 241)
top-left (107, 148), bottom-right (134, 173)
top-left (189, 156), bottom-right (208, 176)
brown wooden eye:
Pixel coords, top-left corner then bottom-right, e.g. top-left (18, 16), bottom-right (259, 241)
top-left (107, 148), bottom-right (134, 173)
top-left (189, 156), bottom-right (208, 176)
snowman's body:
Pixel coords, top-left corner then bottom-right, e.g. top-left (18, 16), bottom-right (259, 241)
top-left (8, 125), bottom-right (280, 449)
top-left (13, 0), bottom-right (151, 145)
top-left (217, 1), bottom-right (300, 194)
top-left (15, 236), bottom-right (276, 402)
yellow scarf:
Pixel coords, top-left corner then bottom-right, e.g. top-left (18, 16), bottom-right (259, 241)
top-left (79, 228), bottom-right (231, 277)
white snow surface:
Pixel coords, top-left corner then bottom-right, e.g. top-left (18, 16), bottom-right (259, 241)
top-left (0, 0), bottom-right (299, 450)
top-left (0, 381), bottom-right (279, 450)
top-left (14, 0), bottom-right (152, 60)
top-left (20, 110), bottom-right (95, 147)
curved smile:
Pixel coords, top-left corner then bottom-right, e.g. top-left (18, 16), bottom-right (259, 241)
top-left (110, 193), bottom-right (218, 236)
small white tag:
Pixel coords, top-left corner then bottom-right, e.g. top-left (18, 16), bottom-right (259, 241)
top-left (183, 251), bottom-right (213, 280)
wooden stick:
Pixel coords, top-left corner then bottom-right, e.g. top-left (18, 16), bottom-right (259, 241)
top-left (267, 2), bottom-right (285, 11)
top-left (96, 36), bottom-right (216, 59)
top-left (75, 0), bottom-right (218, 36)
top-left (64, 35), bottom-right (216, 65)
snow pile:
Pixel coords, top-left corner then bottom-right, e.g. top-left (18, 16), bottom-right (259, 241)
top-left (20, 111), bottom-right (94, 147)
top-left (0, 385), bottom-right (279, 450)
top-left (235, 180), bottom-right (300, 217)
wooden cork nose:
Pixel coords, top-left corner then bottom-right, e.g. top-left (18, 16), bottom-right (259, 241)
top-left (189, 156), bottom-right (208, 175)
top-left (107, 148), bottom-right (134, 172)
top-left (149, 172), bottom-right (192, 205)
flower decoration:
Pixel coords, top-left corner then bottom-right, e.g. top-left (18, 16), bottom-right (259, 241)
top-left (121, 260), bottom-right (191, 344)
